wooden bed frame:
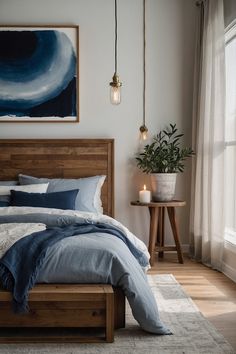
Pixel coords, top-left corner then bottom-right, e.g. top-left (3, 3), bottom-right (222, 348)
top-left (0, 139), bottom-right (125, 343)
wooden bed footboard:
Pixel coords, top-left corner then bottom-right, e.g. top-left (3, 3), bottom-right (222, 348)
top-left (0, 284), bottom-right (125, 343)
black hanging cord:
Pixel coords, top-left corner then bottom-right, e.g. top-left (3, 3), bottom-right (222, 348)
top-left (115, 0), bottom-right (118, 74)
top-left (143, 0), bottom-right (146, 126)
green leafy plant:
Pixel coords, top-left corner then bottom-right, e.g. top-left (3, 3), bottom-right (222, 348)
top-left (136, 123), bottom-right (194, 173)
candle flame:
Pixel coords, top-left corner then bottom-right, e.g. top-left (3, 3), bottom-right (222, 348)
top-left (144, 184), bottom-right (146, 190)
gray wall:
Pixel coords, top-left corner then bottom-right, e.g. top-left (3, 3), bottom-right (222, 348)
top-left (0, 0), bottom-right (196, 246)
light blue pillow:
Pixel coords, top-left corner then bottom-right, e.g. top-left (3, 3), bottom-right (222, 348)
top-left (18, 174), bottom-right (106, 214)
top-left (0, 181), bottom-right (18, 206)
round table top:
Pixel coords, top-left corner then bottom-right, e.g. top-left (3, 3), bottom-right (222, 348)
top-left (130, 200), bottom-right (186, 207)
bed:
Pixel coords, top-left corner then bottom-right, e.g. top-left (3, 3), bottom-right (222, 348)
top-left (0, 138), bottom-right (170, 342)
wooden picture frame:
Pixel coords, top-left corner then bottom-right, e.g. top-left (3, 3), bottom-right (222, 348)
top-left (0, 25), bottom-right (79, 123)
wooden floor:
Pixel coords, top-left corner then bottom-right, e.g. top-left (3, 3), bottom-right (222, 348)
top-left (148, 254), bottom-right (236, 350)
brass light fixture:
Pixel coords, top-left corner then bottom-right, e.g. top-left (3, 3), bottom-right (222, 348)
top-left (109, 0), bottom-right (122, 105)
top-left (140, 0), bottom-right (148, 140)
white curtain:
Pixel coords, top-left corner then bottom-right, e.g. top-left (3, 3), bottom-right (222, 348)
top-left (190, 0), bottom-right (226, 270)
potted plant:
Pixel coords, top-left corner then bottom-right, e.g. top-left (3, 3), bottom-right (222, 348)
top-left (136, 123), bottom-right (194, 201)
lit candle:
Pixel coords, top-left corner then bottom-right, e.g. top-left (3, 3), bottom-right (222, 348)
top-left (139, 184), bottom-right (151, 203)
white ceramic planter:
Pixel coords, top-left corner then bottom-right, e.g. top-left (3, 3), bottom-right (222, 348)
top-left (150, 173), bottom-right (177, 201)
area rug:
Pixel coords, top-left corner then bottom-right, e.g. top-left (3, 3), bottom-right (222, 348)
top-left (0, 274), bottom-right (234, 354)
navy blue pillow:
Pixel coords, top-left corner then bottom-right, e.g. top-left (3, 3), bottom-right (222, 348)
top-left (10, 189), bottom-right (79, 210)
top-left (0, 200), bottom-right (10, 207)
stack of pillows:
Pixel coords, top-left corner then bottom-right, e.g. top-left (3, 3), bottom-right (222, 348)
top-left (0, 174), bottom-right (106, 213)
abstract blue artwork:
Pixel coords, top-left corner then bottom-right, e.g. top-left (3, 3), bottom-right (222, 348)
top-left (0, 26), bottom-right (79, 122)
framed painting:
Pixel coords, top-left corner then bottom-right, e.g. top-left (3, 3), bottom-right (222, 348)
top-left (0, 25), bottom-right (79, 122)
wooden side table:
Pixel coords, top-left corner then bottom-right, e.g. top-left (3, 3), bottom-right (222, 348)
top-left (131, 200), bottom-right (186, 266)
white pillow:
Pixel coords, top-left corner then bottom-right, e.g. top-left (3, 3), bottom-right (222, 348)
top-left (0, 183), bottom-right (49, 196)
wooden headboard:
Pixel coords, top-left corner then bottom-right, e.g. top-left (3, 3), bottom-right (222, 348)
top-left (0, 139), bottom-right (114, 217)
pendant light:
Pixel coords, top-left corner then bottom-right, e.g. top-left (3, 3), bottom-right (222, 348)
top-left (140, 0), bottom-right (148, 140)
top-left (109, 0), bottom-right (122, 105)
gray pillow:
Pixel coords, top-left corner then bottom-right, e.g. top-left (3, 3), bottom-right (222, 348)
top-left (0, 181), bottom-right (18, 186)
top-left (0, 181), bottom-right (19, 204)
top-left (18, 174), bottom-right (106, 214)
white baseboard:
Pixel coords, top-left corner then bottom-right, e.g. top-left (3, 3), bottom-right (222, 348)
top-left (222, 261), bottom-right (236, 283)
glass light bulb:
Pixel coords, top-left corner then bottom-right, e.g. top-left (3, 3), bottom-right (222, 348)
top-left (140, 130), bottom-right (148, 141)
top-left (139, 126), bottom-right (148, 141)
top-left (110, 86), bottom-right (121, 105)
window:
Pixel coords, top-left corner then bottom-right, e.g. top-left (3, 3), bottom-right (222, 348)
top-left (225, 23), bottom-right (236, 244)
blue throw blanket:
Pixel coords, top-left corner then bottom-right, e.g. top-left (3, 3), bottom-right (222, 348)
top-left (0, 222), bottom-right (148, 313)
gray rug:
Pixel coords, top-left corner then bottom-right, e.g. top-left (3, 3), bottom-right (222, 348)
top-left (0, 274), bottom-right (234, 354)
